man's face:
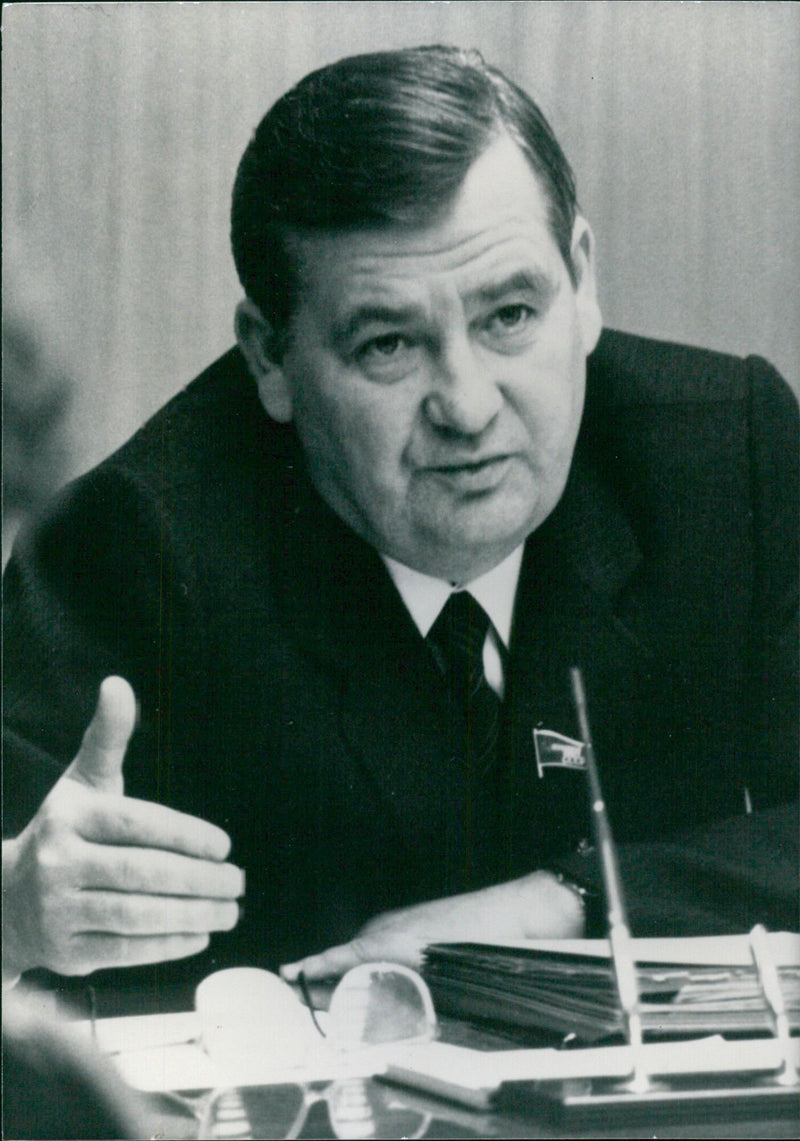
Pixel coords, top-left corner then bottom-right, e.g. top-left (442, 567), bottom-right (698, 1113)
top-left (249, 134), bottom-right (602, 582)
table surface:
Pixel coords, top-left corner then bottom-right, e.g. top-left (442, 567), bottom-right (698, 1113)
top-left (132, 1013), bottom-right (799, 1141)
top-left (140, 1074), bottom-right (799, 1140)
top-left (79, 985), bottom-right (800, 1138)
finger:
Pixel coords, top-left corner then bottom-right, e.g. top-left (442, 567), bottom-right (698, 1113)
top-left (67, 677), bottom-right (137, 794)
top-left (74, 793), bottom-right (232, 861)
top-left (61, 933), bottom-right (212, 975)
top-left (81, 847), bottom-right (245, 898)
top-left (76, 892), bottom-right (240, 936)
top-left (280, 941), bottom-right (365, 982)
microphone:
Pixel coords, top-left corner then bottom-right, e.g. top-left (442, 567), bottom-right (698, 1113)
top-left (570, 666), bottom-right (651, 1093)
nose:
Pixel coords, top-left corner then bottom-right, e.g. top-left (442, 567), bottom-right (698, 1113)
top-left (422, 336), bottom-right (503, 436)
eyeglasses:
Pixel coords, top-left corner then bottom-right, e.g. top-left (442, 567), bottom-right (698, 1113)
top-left (198, 1077), bottom-right (435, 1140)
top-left (196, 963), bottom-right (438, 1139)
top-left (192, 961), bottom-right (437, 1067)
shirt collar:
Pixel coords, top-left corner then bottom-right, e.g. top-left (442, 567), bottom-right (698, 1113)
top-left (382, 545), bottom-right (525, 648)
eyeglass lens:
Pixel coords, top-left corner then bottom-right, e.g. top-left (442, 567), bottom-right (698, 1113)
top-left (327, 963), bottom-right (437, 1048)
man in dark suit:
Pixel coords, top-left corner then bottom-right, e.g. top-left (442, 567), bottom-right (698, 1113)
top-left (3, 46), bottom-right (797, 1006)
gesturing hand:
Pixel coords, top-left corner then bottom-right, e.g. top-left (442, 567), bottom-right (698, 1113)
top-left (2, 677), bottom-right (244, 982)
top-left (280, 871), bottom-right (585, 982)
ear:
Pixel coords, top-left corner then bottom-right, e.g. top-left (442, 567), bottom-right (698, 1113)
top-left (569, 216), bottom-right (603, 355)
top-left (234, 299), bottom-right (294, 423)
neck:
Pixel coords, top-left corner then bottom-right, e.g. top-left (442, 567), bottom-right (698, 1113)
top-left (381, 541), bottom-right (528, 587)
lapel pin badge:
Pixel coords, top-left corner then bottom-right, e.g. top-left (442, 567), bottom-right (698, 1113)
top-left (533, 728), bottom-right (588, 778)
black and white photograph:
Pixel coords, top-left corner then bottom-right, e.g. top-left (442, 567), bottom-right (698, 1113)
top-left (3, 3), bottom-right (799, 1138)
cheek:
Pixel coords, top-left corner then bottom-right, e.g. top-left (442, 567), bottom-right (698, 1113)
top-left (519, 323), bottom-right (586, 446)
top-left (297, 373), bottom-right (415, 484)
top-left (514, 372), bottom-right (582, 456)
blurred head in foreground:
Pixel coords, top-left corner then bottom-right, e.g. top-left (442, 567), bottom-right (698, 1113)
top-left (2, 989), bottom-right (143, 1139)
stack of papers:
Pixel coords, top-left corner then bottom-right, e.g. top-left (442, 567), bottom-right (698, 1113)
top-left (423, 933), bottom-right (800, 1043)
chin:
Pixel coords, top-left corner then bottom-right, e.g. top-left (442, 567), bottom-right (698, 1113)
top-left (454, 500), bottom-right (539, 547)
top-left (411, 523), bottom-right (530, 582)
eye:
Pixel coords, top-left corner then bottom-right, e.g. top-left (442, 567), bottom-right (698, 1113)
top-left (486, 303), bottom-right (535, 332)
top-left (363, 333), bottom-right (407, 358)
top-left (478, 302), bottom-right (539, 354)
top-left (355, 333), bottom-right (419, 382)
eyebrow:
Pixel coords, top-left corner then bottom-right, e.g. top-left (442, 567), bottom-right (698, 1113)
top-left (333, 269), bottom-right (559, 346)
top-left (466, 269), bottom-right (558, 308)
top-left (333, 304), bottom-right (426, 346)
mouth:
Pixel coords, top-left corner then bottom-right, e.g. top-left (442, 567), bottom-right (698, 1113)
top-left (425, 454), bottom-right (513, 492)
top-left (429, 453), bottom-right (510, 472)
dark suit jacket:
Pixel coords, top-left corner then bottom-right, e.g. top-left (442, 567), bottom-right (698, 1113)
top-left (4, 329), bottom-right (798, 1012)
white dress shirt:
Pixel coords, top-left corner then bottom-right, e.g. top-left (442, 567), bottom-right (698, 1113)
top-left (382, 546), bottom-right (524, 699)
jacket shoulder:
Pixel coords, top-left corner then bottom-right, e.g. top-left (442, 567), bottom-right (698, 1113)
top-left (98, 346), bottom-right (295, 493)
top-left (587, 328), bottom-right (797, 413)
top-left (6, 348), bottom-right (298, 613)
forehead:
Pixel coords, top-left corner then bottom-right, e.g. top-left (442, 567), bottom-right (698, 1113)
top-left (289, 135), bottom-right (566, 310)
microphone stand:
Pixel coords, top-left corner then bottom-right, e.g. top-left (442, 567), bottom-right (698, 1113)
top-left (570, 667), bottom-right (652, 1094)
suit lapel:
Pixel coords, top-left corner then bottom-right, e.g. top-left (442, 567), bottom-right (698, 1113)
top-left (501, 444), bottom-right (651, 871)
top-left (271, 463), bottom-right (467, 884)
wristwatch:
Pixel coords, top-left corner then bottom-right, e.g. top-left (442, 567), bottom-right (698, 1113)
top-left (552, 871), bottom-right (604, 936)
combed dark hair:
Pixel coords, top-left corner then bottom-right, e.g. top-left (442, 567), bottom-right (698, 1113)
top-left (231, 45), bottom-right (577, 336)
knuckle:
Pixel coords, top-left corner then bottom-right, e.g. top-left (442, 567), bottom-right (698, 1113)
top-left (114, 898), bottom-right (135, 930)
top-left (91, 894), bottom-right (129, 931)
top-left (34, 842), bottom-right (63, 879)
top-left (111, 801), bottom-right (138, 838)
top-left (35, 805), bottom-right (70, 848)
top-left (114, 851), bottom-right (142, 891)
top-left (32, 836), bottom-right (79, 892)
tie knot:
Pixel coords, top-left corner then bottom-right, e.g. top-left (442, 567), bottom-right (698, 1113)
top-left (427, 591), bottom-right (491, 673)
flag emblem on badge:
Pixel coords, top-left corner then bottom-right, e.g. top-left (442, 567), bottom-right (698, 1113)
top-left (533, 729), bottom-right (587, 778)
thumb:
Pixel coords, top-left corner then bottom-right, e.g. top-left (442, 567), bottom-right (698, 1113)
top-left (66, 676), bottom-right (137, 794)
top-left (280, 941), bottom-right (365, 983)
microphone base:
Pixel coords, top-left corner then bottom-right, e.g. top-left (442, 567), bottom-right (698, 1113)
top-left (496, 1071), bottom-right (800, 1130)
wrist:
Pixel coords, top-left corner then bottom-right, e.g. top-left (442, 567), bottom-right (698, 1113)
top-left (551, 873), bottom-right (589, 936)
top-left (515, 870), bottom-right (586, 938)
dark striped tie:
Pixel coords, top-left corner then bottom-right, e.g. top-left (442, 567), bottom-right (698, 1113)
top-left (427, 590), bottom-right (502, 777)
